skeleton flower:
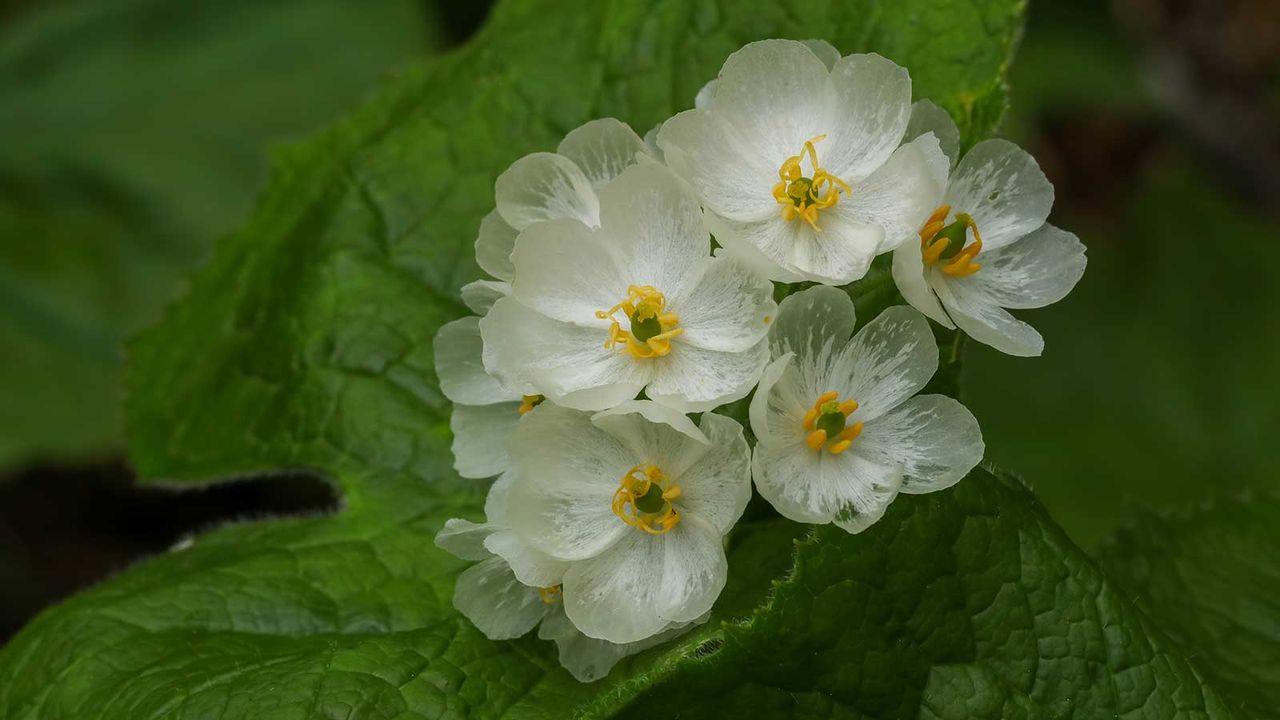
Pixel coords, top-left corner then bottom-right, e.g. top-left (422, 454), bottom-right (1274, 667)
top-left (463, 118), bottom-right (654, 315)
top-left (480, 162), bottom-right (776, 412)
top-left (503, 400), bottom-right (752, 644)
top-left (892, 106), bottom-right (1087, 356)
top-left (435, 475), bottom-right (700, 682)
top-left (749, 286), bottom-right (983, 533)
top-left (658, 39), bottom-right (948, 284)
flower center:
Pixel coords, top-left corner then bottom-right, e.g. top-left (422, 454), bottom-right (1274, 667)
top-left (802, 391), bottom-right (863, 455)
top-left (518, 394), bottom-right (545, 415)
top-left (611, 464), bottom-right (682, 535)
top-left (595, 285), bottom-right (683, 359)
top-left (919, 204), bottom-right (983, 277)
top-left (538, 585), bottom-right (562, 605)
top-left (772, 134), bottom-right (852, 230)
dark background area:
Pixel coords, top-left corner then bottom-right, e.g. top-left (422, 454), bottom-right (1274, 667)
top-left (1, 0), bottom-right (1277, 643)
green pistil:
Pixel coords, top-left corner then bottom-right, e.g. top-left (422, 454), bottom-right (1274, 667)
top-left (634, 483), bottom-right (667, 513)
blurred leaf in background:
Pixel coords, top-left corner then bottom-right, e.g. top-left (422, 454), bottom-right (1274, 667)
top-left (0, 0), bottom-right (438, 470)
top-left (962, 0), bottom-right (1280, 546)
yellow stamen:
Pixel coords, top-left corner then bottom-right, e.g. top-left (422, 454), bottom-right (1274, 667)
top-left (538, 585), bottom-right (562, 605)
top-left (772, 135), bottom-right (852, 230)
top-left (611, 464), bottom-right (682, 535)
top-left (518, 394), bottom-right (545, 416)
top-left (595, 285), bottom-right (684, 359)
top-left (802, 391), bottom-right (864, 454)
top-left (919, 204), bottom-right (984, 277)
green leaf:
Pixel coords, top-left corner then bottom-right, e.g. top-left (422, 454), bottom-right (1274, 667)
top-left (0, 0), bottom-right (435, 469)
top-left (0, 0), bottom-right (1242, 717)
top-left (1098, 495), bottom-right (1280, 717)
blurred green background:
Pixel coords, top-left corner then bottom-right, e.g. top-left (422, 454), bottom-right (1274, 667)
top-left (0, 0), bottom-right (1276, 638)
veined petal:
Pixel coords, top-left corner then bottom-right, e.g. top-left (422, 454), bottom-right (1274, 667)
top-left (435, 518), bottom-right (496, 562)
top-left (484, 529), bottom-right (569, 588)
top-left (802, 38), bottom-right (842, 69)
top-left (454, 556), bottom-right (549, 640)
top-left (563, 514), bottom-right (726, 643)
top-left (475, 209), bottom-right (518, 281)
top-left (836, 133), bottom-right (948, 253)
top-left (892, 241), bottom-right (954, 328)
top-left (934, 276), bottom-right (1045, 357)
top-left (834, 305), bottom-right (938, 422)
top-left (557, 118), bottom-right (649, 190)
top-left (823, 53), bottom-right (913, 181)
top-left (752, 437), bottom-right (901, 529)
top-left (674, 413), bottom-right (752, 534)
top-left (673, 255), bottom-right (776, 353)
top-left (495, 152), bottom-right (600, 230)
top-left (646, 337), bottom-right (769, 412)
top-left (510, 217), bottom-right (629, 324)
top-left (974, 223), bottom-right (1086, 309)
top-left (449, 401), bottom-right (521, 479)
top-left (855, 394), bottom-right (983, 494)
top-left (591, 400), bottom-right (709, 482)
top-left (435, 316), bottom-right (514, 405)
top-left (748, 354), bottom-right (806, 448)
top-left (657, 110), bottom-right (779, 224)
top-left (769, 285), bottom-right (857, 361)
top-left (946, 139), bottom-right (1053, 250)
top-left (459, 279), bottom-right (510, 315)
top-left (705, 211), bottom-right (880, 285)
top-left (505, 403), bottom-right (633, 560)
top-left (904, 99), bottom-right (960, 167)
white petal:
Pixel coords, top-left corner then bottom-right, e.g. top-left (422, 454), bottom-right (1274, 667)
top-left (538, 605), bottom-right (700, 683)
top-left (557, 118), bottom-right (649, 190)
top-left (674, 413), bottom-right (752, 534)
top-left (450, 401), bottom-right (521, 479)
top-left (836, 133), bottom-right (948, 253)
top-left (892, 241), bottom-right (954, 328)
top-left (974, 223), bottom-right (1086, 309)
top-left (484, 529), bottom-right (569, 587)
top-left (769, 284), bottom-right (857, 361)
top-left (748, 354), bottom-right (804, 447)
top-left (646, 337), bottom-right (769, 412)
top-left (591, 399), bottom-right (709, 480)
top-left (706, 210), bottom-right (880, 285)
top-left (801, 39), bottom-right (842, 69)
top-left (711, 227), bottom-right (806, 283)
top-left (475, 209), bottom-right (518, 281)
top-left (835, 305), bottom-right (938, 421)
top-left (484, 470), bottom-right (515, 523)
top-left (657, 109), bottom-right (778, 224)
top-left (480, 298), bottom-right (649, 410)
top-left (946, 139), bottom-right (1053, 250)
top-left (505, 403), bottom-right (633, 560)
top-left (694, 79), bottom-right (718, 110)
top-left (596, 162), bottom-right (711, 302)
top-left (822, 53), bottom-right (912, 181)
top-left (855, 394), bottom-right (983, 494)
top-left (453, 556), bottom-right (549, 640)
top-left (509, 218), bottom-right (629, 324)
top-left (563, 514), bottom-right (726, 643)
top-left (933, 276), bottom-right (1044, 357)
top-left (710, 39), bottom-right (834, 169)
top-left (673, 255), bottom-right (776, 353)
top-left (436, 317), bottom-right (513, 405)
top-left (752, 437), bottom-right (901, 529)
top-left (435, 518), bottom-right (495, 562)
top-left (495, 152), bottom-right (600, 230)
top-left (460, 279), bottom-right (510, 315)
top-left (904, 99), bottom-right (960, 167)
top-left (642, 122), bottom-right (665, 163)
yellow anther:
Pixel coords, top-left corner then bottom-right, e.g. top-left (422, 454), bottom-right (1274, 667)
top-left (611, 464), bottom-right (682, 535)
top-left (920, 205), bottom-right (984, 277)
top-left (596, 285), bottom-right (684, 359)
top-left (518, 394), bottom-right (545, 416)
top-left (772, 135), bottom-right (852, 230)
top-left (538, 585), bottom-right (562, 605)
top-left (802, 391), bottom-right (863, 454)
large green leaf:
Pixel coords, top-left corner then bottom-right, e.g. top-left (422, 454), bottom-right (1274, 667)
top-left (0, 0), bottom-right (435, 469)
top-left (1099, 495), bottom-right (1280, 718)
top-left (0, 0), bottom-right (1243, 717)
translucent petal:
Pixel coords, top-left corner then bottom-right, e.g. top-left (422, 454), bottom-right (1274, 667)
top-left (459, 279), bottom-right (509, 315)
top-left (822, 53), bottom-right (913, 181)
top-left (973, 223), bottom-right (1086, 309)
top-left (892, 241), bottom-right (953, 328)
top-left (510, 217), bottom-right (629, 324)
top-left (705, 210), bottom-right (881, 285)
top-left (854, 394), bottom-right (984, 494)
top-left (674, 413), bottom-right (752, 534)
top-left (435, 317), bottom-right (513, 405)
top-left (495, 152), bottom-right (600, 230)
top-left (557, 118), bottom-right (649, 190)
top-left (591, 400), bottom-right (709, 480)
top-left (946, 139), bottom-right (1053, 250)
top-left (484, 529), bottom-right (569, 587)
top-left (434, 518), bottom-right (495, 562)
top-left (933, 275), bottom-right (1045, 357)
top-left (748, 354), bottom-right (804, 448)
top-left (832, 305), bottom-right (938, 421)
top-left (645, 337), bottom-right (769, 412)
top-left (672, 256), bottom-right (776, 354)
top-left (835, 133), bottom-right (948, 253)
top-left (453, 556), bottom-right (548, 640)
top-left (769, 284), bottom-right (858, 361)
top-left (538, 605), bottom-right (701, 683)
top-left (752, 434), bottom-right (901, 528)
top-left (449, 401), bottom-right (521, 479)
top-left (657, 109), bottom-right (778, 224)
top-left (475, 209), bottom-right (518, 281)
top-left (801, 39), bottom-right (842, 69)
top-left (904, 99), bottom-right (960, 167)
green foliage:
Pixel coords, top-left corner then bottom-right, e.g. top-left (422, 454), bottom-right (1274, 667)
top-left (0, 0), bottom-right (1249, 717)
top-left (0, 0), bottom-right (434, 469)
top-left (1100, 495), bottom-right (1280, 717)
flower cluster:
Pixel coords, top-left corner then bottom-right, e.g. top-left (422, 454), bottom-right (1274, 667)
top-left (434, 39), bottom-right (1085, 682)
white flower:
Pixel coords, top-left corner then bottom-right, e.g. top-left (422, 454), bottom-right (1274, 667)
top-left (480, 162), bottom-right (776, 412)
top-left (892, 106), bottom-right (1087, 356)
top-left (657, 39), bottom-right (949, 285)
top-left (435, 474), bottom-right (701, 682)
top-left (463, 118), bottom-right (654, 315)
top-left (749, 286), bottom-right (983, 533)
top-left (503, 400), bottom-right (752, 644)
